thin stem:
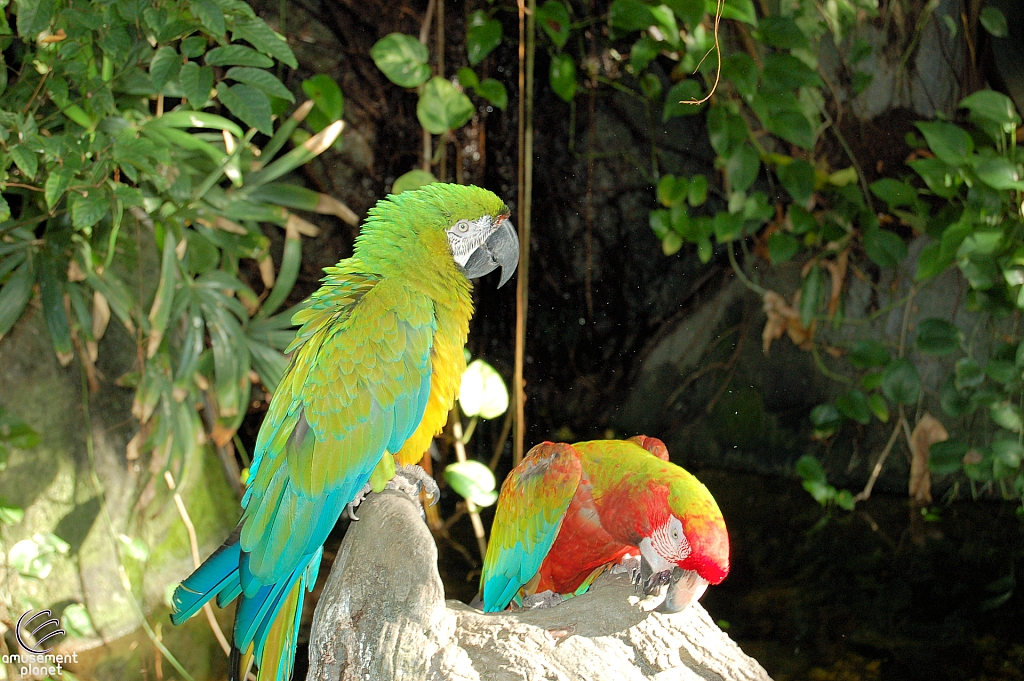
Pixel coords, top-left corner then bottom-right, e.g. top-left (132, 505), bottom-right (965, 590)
top-left (164, 471), bottom-right (231, 657)
top-left (854, 414), bottom-right (906, 502)
top-left (727, 245), bottom-right (768, 297)
top-left (79, 364), bottom-right (195, 681)
top-left (513, 0), bottom-right (536, 466)
top-left (451, 411), bottom-right (488, 560)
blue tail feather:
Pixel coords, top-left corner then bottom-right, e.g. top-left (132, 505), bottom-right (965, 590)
top-left (170, 536), bottom-right (242, 625)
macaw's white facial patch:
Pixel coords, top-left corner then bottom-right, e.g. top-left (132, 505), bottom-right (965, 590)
top-left (651, 516), bottom-right (691, 565)
top-left (446, 215), bottom-right (495, 267)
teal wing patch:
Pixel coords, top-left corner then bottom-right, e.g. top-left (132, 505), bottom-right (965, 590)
top-left (480, 442), bottom-right (582, 612)
top-left (240, 272), bottom-right (435, 588)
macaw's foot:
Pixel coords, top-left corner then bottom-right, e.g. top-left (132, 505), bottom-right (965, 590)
top-left (392, 464), bottom-right (440, 505)
top-left (345, 482), bottom-right (374, 521)
top-left (520, 590), bottom-right (564, 609)
top-left (610, 554), bottom-right (641, 576)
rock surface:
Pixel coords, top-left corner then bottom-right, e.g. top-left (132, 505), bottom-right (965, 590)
top-left (306, 490), bottom-right (770, 681)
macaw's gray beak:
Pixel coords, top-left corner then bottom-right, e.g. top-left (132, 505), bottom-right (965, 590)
top-left (655, 568), bottom-right (709, 613)
top-left (639, 554), bottom-right (672, 596)
top-left (460, 218), bottom-right (520, 288)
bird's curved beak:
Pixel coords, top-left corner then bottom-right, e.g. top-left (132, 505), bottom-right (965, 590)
top-left (655, 568), bottom-right (709, 613)
top-left (459, 216), bottom-right (519, 287)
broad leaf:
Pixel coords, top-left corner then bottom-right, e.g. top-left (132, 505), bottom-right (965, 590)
top-left (371, 33), bottom-right (430, 88)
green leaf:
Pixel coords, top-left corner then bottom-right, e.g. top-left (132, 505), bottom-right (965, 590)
top-left (475, 78), bottom-right (508, 110)
top-left (205, 44), bottom-right (275, 67)
top-left (549, 53), bottom-right (577, 101)
top-left (150, 46), bottom-right (181, 89)
top-left (722, 53), bottom-right (757, 98)
top-left (725, 144), bottom-right (759, 193)
top-left (662, 80), bottom-right (705, 119)
top-left (706, 0), bottom-right (756, 25)
top-left (915, 318), bottom-right (961, 355)
top-left (795, 453), bottom-right (826, 482)
top-left (777, 159), bottom-right (815, 204)
top-left (915, 241), bottom-right (951, 281)
top-left (979, 6), bottom-right (1008, 37)
top-left (767, 231), bottom-right (799, 264)
top-left (762, 53), bottom-right (821, 89)
top-left (665, 0), bottom-right (702, 27)
top-left (0, 503), bottom-right (24, 525)
top-left (955, 356), bottom-right (985, 390)
top-left (536, 0), bottom-right (570, 48)
top-left (0, 260), bottom-right (34, 339)
top-left (863, 225), bottom-right (907, 268)
top-left (62, 603), bottom-right (97, 638)
top-left (649, 4), bottom-right (680, 46)
top-left (226, 67), bottom-right (294, 102)
top-left (44, 169), bottom-right (69, 209)
top-left (881, 358), bottom-right (920, 405)
top-left (370, 33), bottom-right (430, 88)
top-left (870, 178), bottom-right (917, 209)
top-left (459, 359), bottom-right (509, 419)
top-left (16, 0), bottom-right (55, 39)
top-left (799, 265), bottom-right (821, 328)
top-left (929, 439), bottom-right (967, 475)
top-left (149, 110), bottom-right (245, 138)
top-left (959, 89), bottom-right (1021, 130)
top-left (849, 340), bottom-right (890, 369)
top-left (456, 67), bottom-right (479, 89)
top-left (467, 11), bottom-right (502, 65)
top-left (707, 105), bottom-right (747, 157)
top-left (766, 111), bottom-right (815, 149)
top-left (180, 36), bottom-right (208, 58)
top-left (180, 61), bottom-right (214, 108)
top-left (973, 157), bottom-right (1024, 191)
top-left (991, 402), bottom-right (1023, 433)
top-left (915, 121), bottom-right (973, 166)
top-left (302, 74), bottom-right (344, 132)
top-left (392, 169), bottom-right (438, 194)
top-left (755, 16), bottom-right (808, 50)
top-left (232, 17), bottom-right (297, 68)
top-left (216, 82), bottom-right (273, 134)
top-left (631, 35), bottom-right (660, 72)
top-left (0, 196), bottom-right (9, 223)
top-left (9, 146), bottom-right (39, 180)
top-left (609, 0), bottom-right (654, 31)
top-left (688, 174), bottom-right (708, 206)
top-left (657, 174), bottom-right (688, 207)
top-left (867, 393), bottom-right (889, 422)
top-left (39, 257), bottom-right (70, 358)
top-left (191, 0), bottom-right (225, 35)
top-left (640, 72), bottom-right (663, 100)
top-left (650, 209), bottom-right (671, 239)
top-left (417, 76), bottom-right (475, 134)
top-left (444, 460), bottom-right (498, 507)
top-left (70, 192), bottom-right (109, 229)
top-left (662, 231), bottom-right (683, 256)
top-left (712, 210), bottom-right (743, 242)
top-left (993, 438), bottom-right (1023, 467)
top-left (909, 158), bottom-right (960, 198)
top-left (836, 389), bottom-right (871, 425)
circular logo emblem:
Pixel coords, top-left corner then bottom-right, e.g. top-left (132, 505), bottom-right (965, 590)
top-left (16, 609), bottom-right (65, 654)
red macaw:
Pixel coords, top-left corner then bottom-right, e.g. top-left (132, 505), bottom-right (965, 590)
top-left (480, 436), bottom-right (729, 613)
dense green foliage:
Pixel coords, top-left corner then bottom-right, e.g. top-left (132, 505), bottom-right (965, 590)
top-left (0, 0), bottom-right (343, 498)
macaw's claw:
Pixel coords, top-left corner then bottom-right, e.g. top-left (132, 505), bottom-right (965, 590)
top-left (394, 464), bottom-right (440, 505)
top-left (345, 482), bottom-right (374, 521)
top-left (521, 590), bottom-right (564, 609)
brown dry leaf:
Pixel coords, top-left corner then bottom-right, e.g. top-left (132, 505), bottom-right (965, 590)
top-left (210, 424), bottom-right (236, 448)
top-left (762, 290), bottom-right (813, 354)
top-left (126, 430), bottom-right (144, 460)
top-left (285, 212), bottom-right (321, 237)
top-left (258, 256), bottom-right (276, 288)
top-left (92, 290), bottom-right (110, 341)
top-left (909, 413), bottom-right (948, 505)
top-left (316, 194), bottom-right (360, 226)
top-left (67, 260), bottom-right (87, 282)
top-left (824, 249), bottom-right (849, 316)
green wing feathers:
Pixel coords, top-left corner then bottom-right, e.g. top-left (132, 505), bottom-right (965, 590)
top-left (481, 442), bottom-right (582, 612)
top-left (241, 275), bottom-right (436, 584)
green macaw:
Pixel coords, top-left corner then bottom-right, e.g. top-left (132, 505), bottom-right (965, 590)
top-left (170, 183), bottom-right (517, 680)
top-left (480, 436), bottom-right (730, 613)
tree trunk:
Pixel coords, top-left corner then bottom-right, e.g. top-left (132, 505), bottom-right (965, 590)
top-left (306, 490), bottom-right (771, 681)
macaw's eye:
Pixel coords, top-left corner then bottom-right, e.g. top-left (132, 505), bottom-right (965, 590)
top-left (457, 220), bottom-right (470, 233)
